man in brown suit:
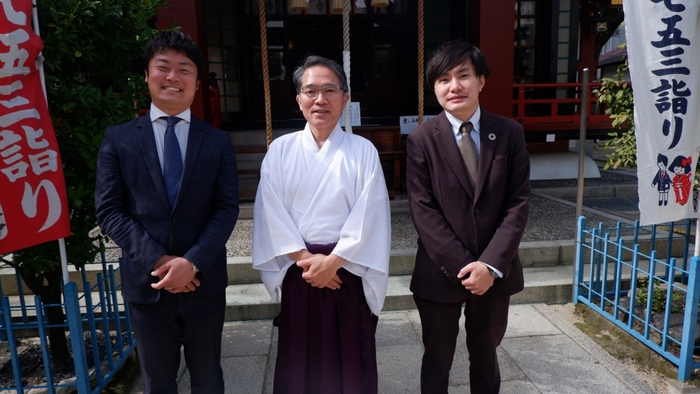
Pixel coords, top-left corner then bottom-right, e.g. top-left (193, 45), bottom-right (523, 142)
top-left (406, 40), bottom-right (531, 394)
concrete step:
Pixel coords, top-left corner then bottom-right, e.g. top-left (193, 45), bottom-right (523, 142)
top-left (223, 264), bottom-right (578, 321)
top-left (0, 241), bottom-right (569, 296)
top-left (223, 254), bottom-right (692, 321)
top-left (0, 259), bottom-right (686, 324)
top-left (0, 236), bottom-right (684, 296)
top-left (538, 184), bottom-right (638, 199)
top-left (220, 242), bottom-right (577, 286)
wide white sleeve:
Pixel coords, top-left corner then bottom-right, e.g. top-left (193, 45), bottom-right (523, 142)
top-left (252, 146), bottom-right (307, 300)
top-left (332, 144), bottom-right (391, 313)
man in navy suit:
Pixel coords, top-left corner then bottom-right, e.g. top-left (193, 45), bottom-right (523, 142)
top-left (95, 31), bottom-right (239, 394)
top-left (407, 40), bottom-right (530, 393)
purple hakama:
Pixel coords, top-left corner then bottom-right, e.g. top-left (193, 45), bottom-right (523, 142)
top-left (273, 243), bottom-right (379, 394)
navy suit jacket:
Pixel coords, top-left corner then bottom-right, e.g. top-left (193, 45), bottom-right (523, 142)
top-left (95, 113), bottom-right (239, 304)
top-left (406, 110), bottom-right (530, 303)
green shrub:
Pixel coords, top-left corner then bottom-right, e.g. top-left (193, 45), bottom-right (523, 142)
top-left (1, 0), bottom-right (162, 368)
top-left (593, 55), bottom-right (636, 170)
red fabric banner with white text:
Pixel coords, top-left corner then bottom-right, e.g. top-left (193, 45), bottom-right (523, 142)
top-left (0, 0), bottom-right (70, 254)
top-left (625, 0), bottom-right (700, 225)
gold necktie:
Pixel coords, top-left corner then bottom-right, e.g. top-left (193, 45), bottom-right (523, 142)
top-left (459, 122), bottom-right (478, 187)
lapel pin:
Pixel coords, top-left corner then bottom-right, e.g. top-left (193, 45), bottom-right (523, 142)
top-left (488, 133), bottom-right (496, 141)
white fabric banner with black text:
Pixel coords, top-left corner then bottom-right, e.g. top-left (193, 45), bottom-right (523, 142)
top-left (624, 0), bottom-right (700, 225)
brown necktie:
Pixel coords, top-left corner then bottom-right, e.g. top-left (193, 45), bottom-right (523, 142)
top-left (459, 122), bottom-right (478, 187)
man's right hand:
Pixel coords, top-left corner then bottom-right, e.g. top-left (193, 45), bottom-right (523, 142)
top-left (288, 250), bottom-right (344, 290)
top-left (296, 254), bottom-right (345, 290)
top-left (152, 254), bottom-right (201, 293)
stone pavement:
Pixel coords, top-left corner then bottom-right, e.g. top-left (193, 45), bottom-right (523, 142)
top-left (128, 303), bottom-right (692, 394)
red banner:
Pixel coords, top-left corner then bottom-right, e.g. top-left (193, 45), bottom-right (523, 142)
top-left (0, 0), bottom-right (70, 254)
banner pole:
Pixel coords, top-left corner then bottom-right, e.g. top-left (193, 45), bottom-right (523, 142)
top-left (33, 0), bottom-right (70, 283)
top-left (32, 0), bottom-right (47, 103)
top-left (576, 68), bottom-right (589, 218)
top-left (59, 239), bottom-right (69, 284)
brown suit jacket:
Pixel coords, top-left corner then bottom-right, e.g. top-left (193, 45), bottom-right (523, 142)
top-left (406, 109), bottom-right (530, 303)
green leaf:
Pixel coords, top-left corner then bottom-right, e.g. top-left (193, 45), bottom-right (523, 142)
top-left (22, 0), bottom-right (165, 277)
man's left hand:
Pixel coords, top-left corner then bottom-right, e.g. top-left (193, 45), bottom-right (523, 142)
top-left (457, 262), bottom-right (494, 295)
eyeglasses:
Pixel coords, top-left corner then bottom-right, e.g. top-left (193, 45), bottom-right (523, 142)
top-left (299, 84), bottom-right (345, 99)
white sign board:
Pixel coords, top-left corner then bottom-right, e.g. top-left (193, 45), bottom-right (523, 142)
top-left (339, 102), bottom-right (361, 127)
top-left (399, 115), bottom-right (437, 134)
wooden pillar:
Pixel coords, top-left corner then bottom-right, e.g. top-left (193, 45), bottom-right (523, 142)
top-left (577, 23), bottom-right (597, 83)
top-left (156, 0), bottom-right (210, 121)
top-left (469, 0), bottom-right (515, 118)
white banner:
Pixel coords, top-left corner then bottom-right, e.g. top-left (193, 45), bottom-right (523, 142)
top-left (625, 0), bottom-right (700, 225)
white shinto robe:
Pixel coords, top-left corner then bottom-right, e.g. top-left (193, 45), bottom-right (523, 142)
top-left (252, 123), bottom-right (391, 315)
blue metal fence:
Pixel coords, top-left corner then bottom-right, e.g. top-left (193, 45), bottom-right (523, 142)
top-left (0, 259), bottom-right (134, 393)
top-left (574, 216), bottom-right (700, 381)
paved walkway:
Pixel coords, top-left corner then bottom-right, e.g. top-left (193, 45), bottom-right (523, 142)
top-left (127, 303), bottom-right (693, 394)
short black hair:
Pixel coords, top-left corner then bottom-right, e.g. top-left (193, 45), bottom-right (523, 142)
top-left (425, 40), bottom-right (489, 87)
top-left (657, 153), bottom-right (668, 166)
top-left (292, 55), bottom-right (349, 94)
top-left (144, 31), bottom-right (203, 79)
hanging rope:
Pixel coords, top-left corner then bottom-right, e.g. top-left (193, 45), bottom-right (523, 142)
top-left (417, 0), bottom-right (425, 124)
top-left (342, 0), bottom-right (353, 134)
top-left (258, 0), bottom-right (273, 148)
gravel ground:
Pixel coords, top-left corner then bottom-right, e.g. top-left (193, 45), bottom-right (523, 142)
top-left (531, 168), bottom-right (638, 188)
top-left (224, 194), bottom-right (625, 257)
top-left (102, 169), bottom-right (637, 260)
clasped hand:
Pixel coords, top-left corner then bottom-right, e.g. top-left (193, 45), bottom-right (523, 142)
top-left (457, 262), bottom-right (494, 296)
top-left (151, 255), bottom-right (200, 293)
top-left (296, 254), bottom-right (344, 290)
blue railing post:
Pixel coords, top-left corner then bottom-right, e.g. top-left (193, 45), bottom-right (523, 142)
top-left (660, 260), bottom-right (676, 351)
top-left (64, 282), bottom-right (91, 393)
top-left (15, 271), bottom-right (28, 324)
top-left (0, 283), bottom-right (6, 342)
top-left (678, 256), bottom-right (700, 381)
top-left (83, 276), bottom-right (103, 383)
top-left (644, 251), bottom-right (658, 340)
top-left (2, 297), bottom-right (23, 392)
top-left (96, 273), bottom-right (116, 374)
top-left (108, 265), bottom-right (125, 358)
top-left (601, 233), bottom-right (611, 310)
top-left (664, 222), bottom-right (674, 281)
top-left (587, 227), bottom-right (599, 303)
top-left (628, 244), bottom-right (640, 328)
top-left (612, 237), bottom-right (625, 319)
top-left (34, 295), bottom-right (56, 394)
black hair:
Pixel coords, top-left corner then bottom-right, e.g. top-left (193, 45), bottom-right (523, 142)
top-left (292, 55), bottom-right (349, 94)
top-left (144, 31), bottom-right (203, 79)
top-left (669, 155), bottom-right (692, 174)
top-left (425, 40), bottom-right (490, 87)
top-left (657, 153), bottom-right (668, 166)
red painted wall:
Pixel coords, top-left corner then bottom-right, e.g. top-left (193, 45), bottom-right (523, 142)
top-left (470, 0), bottom-right (515, 118)
top-left (578, 28), bottom-right (597, 83)
top-left (156, 1), bottom-right (210, 121)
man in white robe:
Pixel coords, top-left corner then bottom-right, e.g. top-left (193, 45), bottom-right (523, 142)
top-left (252, 55), bottom-right (390, 394)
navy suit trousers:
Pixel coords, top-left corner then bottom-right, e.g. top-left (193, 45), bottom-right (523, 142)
top-left (129, 291), bottom-right (226, 394)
